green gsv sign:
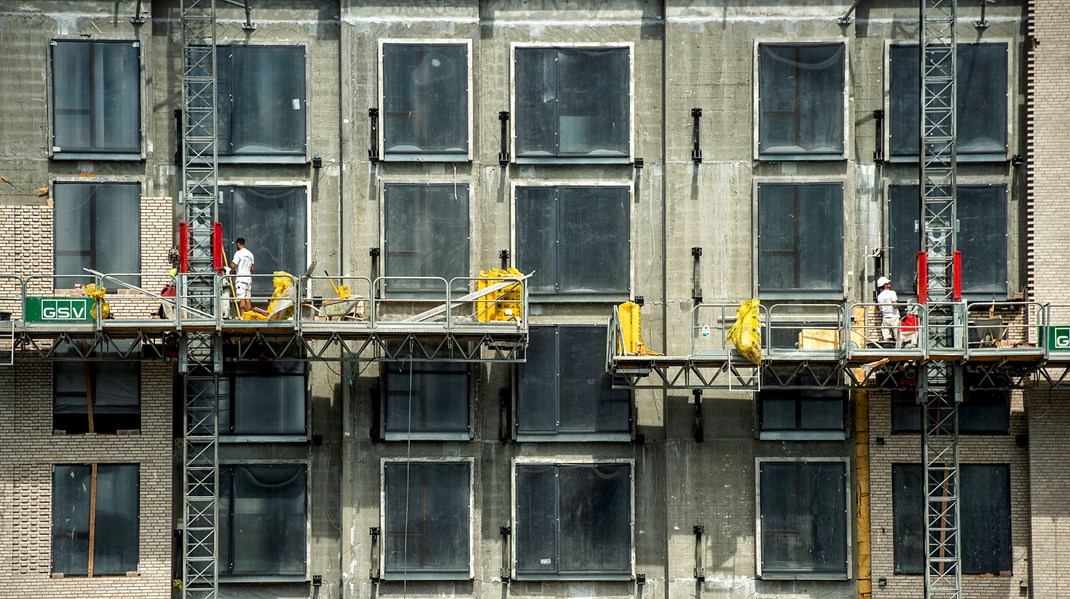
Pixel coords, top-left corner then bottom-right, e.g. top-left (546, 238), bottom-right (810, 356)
top-left (24, 297), bottom-right (94, 323)
top-left (1039, 325), bottom-right (1070, 352)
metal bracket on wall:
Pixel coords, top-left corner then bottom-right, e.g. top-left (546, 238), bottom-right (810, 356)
top-left (837, 0), bottom-right (862, 24)
top-left (499, 387), bottom-right (512, 443)
top-left (499, 249), bottom-right (510, 270)
top-left (974, 0), bottom-right (989, 28)
top-left (369, 527), bottom-right (381, 582)
top-left (498, 112), bottom-right (510, 166)
top-left (693, 389), bottom-right (704, 442)
top-left (369, 385), bottom-right (381, 443)
top-left (691, 247), bottom-right (703, 304)
top-left (499, 526), bottom-right (512, 582)
top-left (693, 524), bottom-right (705, 581)
top-left (131, 0), bottom-right (146, 23)
top-left (873, 109), bottom-right (885, 163)
top-left (368, 108), bottom-right (380, 163)
top-left (691, 108), bottom-right (703, 163)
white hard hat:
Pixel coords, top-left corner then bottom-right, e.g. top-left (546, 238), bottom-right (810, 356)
top-left (876, 276), bottom-right (890, 287)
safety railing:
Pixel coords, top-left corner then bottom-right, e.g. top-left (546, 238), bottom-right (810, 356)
top-left (302, 275), bottom-right (373, 323)
top-left (844, 302), bottom-right (928, 360)
top-left (1042, 304), bottom-right (1070, 358)
top-left (691, 302), bottom-right (754, 359)
top-left (964, 301), bottom-right (1046, 358)
top-left (765, 303), bottom-right (844, 358)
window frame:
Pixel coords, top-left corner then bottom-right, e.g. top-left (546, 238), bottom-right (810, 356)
top-left (883, 40), bottom-right (1013, 164)
top-left (754, 457), bottom-right (852, 581)
top-left (380, 361), bottom-right (472, 442)
top-left (511, 458), bottom-right (636, 581)
top-left (217, 460), bottom-right (311, 583)
top-left (217, 363), bottom-right (310, 443)
top-left (50, 179), bottom-right (142, 290)
top-left (889, 387), bottom-right (1011, 435)
top-left (379, 458), bottom-right (475, 580)
top-left (753, 178), bottom-right (847, 300)
top-left (53, 360), bottom-right (142, 435)
top-left (48, 37), bottom-right (145, 161)
top-left (50, 463), bottom-right (140, 577)
top-left (511, 180), bottom-right (634, 301)
top-left (378, 39), bottom-right (473, 162)
top-left (753, 40), bottom-right (850, 162)
top-left (757, 389), bottom-right (847, 441)
top-left (510, 42), bottom-right (635, 164)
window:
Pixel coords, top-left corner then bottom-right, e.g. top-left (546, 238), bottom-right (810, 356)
top-left (890, 44), bottom-right (1008, 161)
top-left (217, 186), bottom-right (308, 297)
top-left (515, 463), bottom-right (632, 579)
top-left (53, 182), bottom-right (140, 288)
top-left (54, 361), bottom-right (140, 435)
top-left (383, 461), bottom-right (471, 579)
top-left (757, 182), bottom-right (844, 294)
top-left (384, 362), bottom-right (469, 439)
top-left (191, 45), bottom-right (306, 158)
top-left (759, 390), bottom-right (845, 439)
top-left (892, 464), bottom-right (1012, 575)
top-left (383, 183), bottom-right (469, 293)
top-left (51, 40), bottom-right (140, 157)
top-left (757, 43), bottom-right (845, 159)
top-left (516, 185), bottom-right (630, 295)
top-left (888, 184), bottom-right (1008, 297)
top-left (757, 460), bottom-right (848, 579)
top-left (220, 464), bottom-right (307, 577)
top-left (52, 464), bottom-right (139, 576)
top-left (219, 361), bottom-right (306, 438)
top-left (891, 386), bottom-right (1010, 434)
top-left (516, 326), bottom-right (630, 439)
top-left (382, 42), bottom-right (469, 160)
top-left (514, 46), bottom-right (631, 160)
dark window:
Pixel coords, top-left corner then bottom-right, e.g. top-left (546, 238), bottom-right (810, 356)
top-left (54, 362), bottom-right (140, 434)
top-left (515, 47), bottom-right (630, 159)
top-left (758, 461), bottom-right (848, 578)
top-left (218, 361), bottom-right (306, 436)
top-left (385, 362), bottom-right (469, 437)
top-left (515, 463), bottom-right (632, 577)
top-left (758, 182), bottom-right (844, 293)
top-left (383, 183), bottom-right (469, 293)
top-left (52, 464), bottom-right (139, 576)
top-left (51, 40), bottom-right (140, 155)
top-left (53, 182), bottom-right (140, 288)
top-left (383, 43), bottom-right (468, 157)
top-left (891, 387), bottom-right (1010, 434)
top-left (220, 464), bottom-right (307, 577)
top-left (759, 390), bottom-right (845, 435)
top-left (892, 464), bottom-right (1012, 575)
top-left (890, 44), bottom-right (1008, 160)
top-left (516, 186), bottom-right (630, 295)
top-left (383, 461), bottom-right (471, 577)
top-left (517, 326), bottom-right (631, 437)
top-left (217, 186), bottom-right (307, 297)
top-left (887, 185), bottom-right (1008, 297)
top-left (758, 43), bottom-right (845, 158)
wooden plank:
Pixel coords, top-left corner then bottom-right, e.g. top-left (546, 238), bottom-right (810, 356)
top-left (88, 464), bottom-right (97, 577)
top-left (83, 339), bottom-right (94, 434)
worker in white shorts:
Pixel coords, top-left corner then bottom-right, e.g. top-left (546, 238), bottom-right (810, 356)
top-left (876, 276), bottom-right (900, 344)
top-left (229, 237), bottom-right (255, 315)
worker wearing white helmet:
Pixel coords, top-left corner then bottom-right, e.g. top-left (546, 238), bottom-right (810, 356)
top-left (876, 276), bottom-right (900, 343)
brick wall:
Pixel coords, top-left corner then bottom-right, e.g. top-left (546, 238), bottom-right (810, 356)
top-left (0, 361), bottom-right (173, 598)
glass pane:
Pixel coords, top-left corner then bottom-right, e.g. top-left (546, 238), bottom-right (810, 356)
top-left (385, 362), bottom-right (469, 434)
top-left (798, 392), bottom-right (844, 431)
top-left (888, 185), bottom-right (921, 296)
top-left (515, 464), bottom-right (558, 574)
top-left (218, 186), bottom-right (308, 297)
top-left (516, 327), bottom-right (558, 433)
top-left (53, 41), bottom-right (139, 153)
top-left (515, 187), bottom-right (558, 294)
top-left (892, 464), bottom-right (924, 574)
top-left (759, 44), bottom-right (844, 155)
top-left (222, 465), bottom-right (307, 576)
top-left (52, 465), bottom-right (91, 575)
top-left (557, 48), bottom-right (629, 156)
top-left (760, 394), bottom-right (797, 431)
top-left (758, 183), bottom-right (843, 291)
top-left (958, 186), bottom-right (1007, 295)
top-left (515, 48), bottom-right (559, 156)
top-left (92, 362), bottom-right (139, 414)
top-left (891, 390), bottom-right (922, 433)
top-left (961, 465), bottom-right (1012, 574)
top-left (558, 327), bottom-right (630, 433)
top-left (760, 462), bottom-right (847, 575)
top-left (558, 187), bottom-right (630, 294)
top-left (225, 46), bottom-right (306, 155)
top-left (53, 183), bottom-right (140, 287)
top-left (384, 184), bottom-right (470, 293)
top-left (232, 375), bottom-right (305, 434)
top-left (958, 389), bottom-right (1010, 433)
top-left (93, 464), bottom-right (139, 575)
top-left (558, 464), bottom-right (631, 573)
top-left (384, 462), bottom-right (471, 574)
top-left (383, 44), bottom-right (468, 154)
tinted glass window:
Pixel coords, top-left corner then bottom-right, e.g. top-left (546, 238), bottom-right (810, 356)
top-left (385, 362), bottom-right (469, 435)
top-left (758, 183), bottom-right (844, 293)
top-left (760, 390), bottom-right (845, 433)
top-left (218, 45), bottom-right (306, 155)
top-left (218, 186), bottom-right (307, 297)
top-left (758, 43), bottom-right (845, 157)
top-left (384, 183), bottom-right (469, 293)
top-left (54, 361), bottom-right (140, 434)
top-left (220, 464), bottom-right (307, 576)
top-left (383, 461), bottom-right (471, 576)
top-left (219, 362), bottom-right (306, 436)
top-left (53, 183), bottom-right (140, 288)
top-left (383, 43), bottom-right (468, 156)
top-left (759, 461), bottom-right (848, 577)
top-left (52, 40), bottom-right (140, 154)
top-left (52, 464), bottom-right (139, 576)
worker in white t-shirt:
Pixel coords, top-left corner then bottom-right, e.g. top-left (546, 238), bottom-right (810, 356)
top-left (229, 237), bottom-right (255, 314)
top-left (876, 276), bottom-right (899, 344)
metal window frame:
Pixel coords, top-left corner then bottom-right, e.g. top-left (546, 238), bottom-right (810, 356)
top-left (380, 361), bottom-right (473, 441)
top-left (217, 365), bottom-right (310, 442)
top-left (754, 457), bottom-right (852, 580)
top-left (50, 462), bottom-right (141, 577)
top-left (377, 38), bottom-right (474, 162)
top-left (511, 458), bottom-right (636, 581)
top-left (510, 42), bottom-right (635, 164)
top-left (50, 179), bottom-right (143, 290)
top-left (379, 457), bottom-right (476, 580)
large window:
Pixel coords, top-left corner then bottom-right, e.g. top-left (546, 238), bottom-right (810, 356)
top-left (515, 463), bottom-right (632, 579)
top-left (383, 461), bottom-right (471, 579)
top-left (890, 44), bottom-right (1008, 161)
top-left (887, 184), bottom-right (1008, 297)
top-left (757, 182), bottom-right (844, 294)
top-left (759, 390), bottom-right (845, 439)
top-left (220, 464), bottom-right (307, 577)
top-left (384, 362), bottom-right (469, 439)
top-left (892, 464), bottom-right (1012, 575)
top-left (54, 361), bottom-right (140, 435)
top-left (217, 186), bottom-right (307, 297)
top-left (891, 386), bottom-right (1009, 434)
top-left (219, 361), bottom-right (306, 438)
top-left (757, 460), bottom-right (849, 579)
top-left (516, 326), bottom-right (630, 439)
top-left (516, 185), bottom-right (630, 295)
top-left (382, 42), bottom-right (469, 160)
top-left (53, 182), bottom-right (140, 288)
top-left (383, 183), bottom-right (469, 293)
top-left (52, 464), bottom-right (139, 576)
top-left (514, 46), bottom-right (631, 160)
top-left (757, 43), bottom-right (845, 159)
top-left (51, 40), bottom-right (140, 157)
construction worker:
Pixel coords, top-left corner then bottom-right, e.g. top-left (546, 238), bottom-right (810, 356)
top-left (877, 276), bottom-right (899, 344)
top-left (229, 238), bottom-right (255, 314)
